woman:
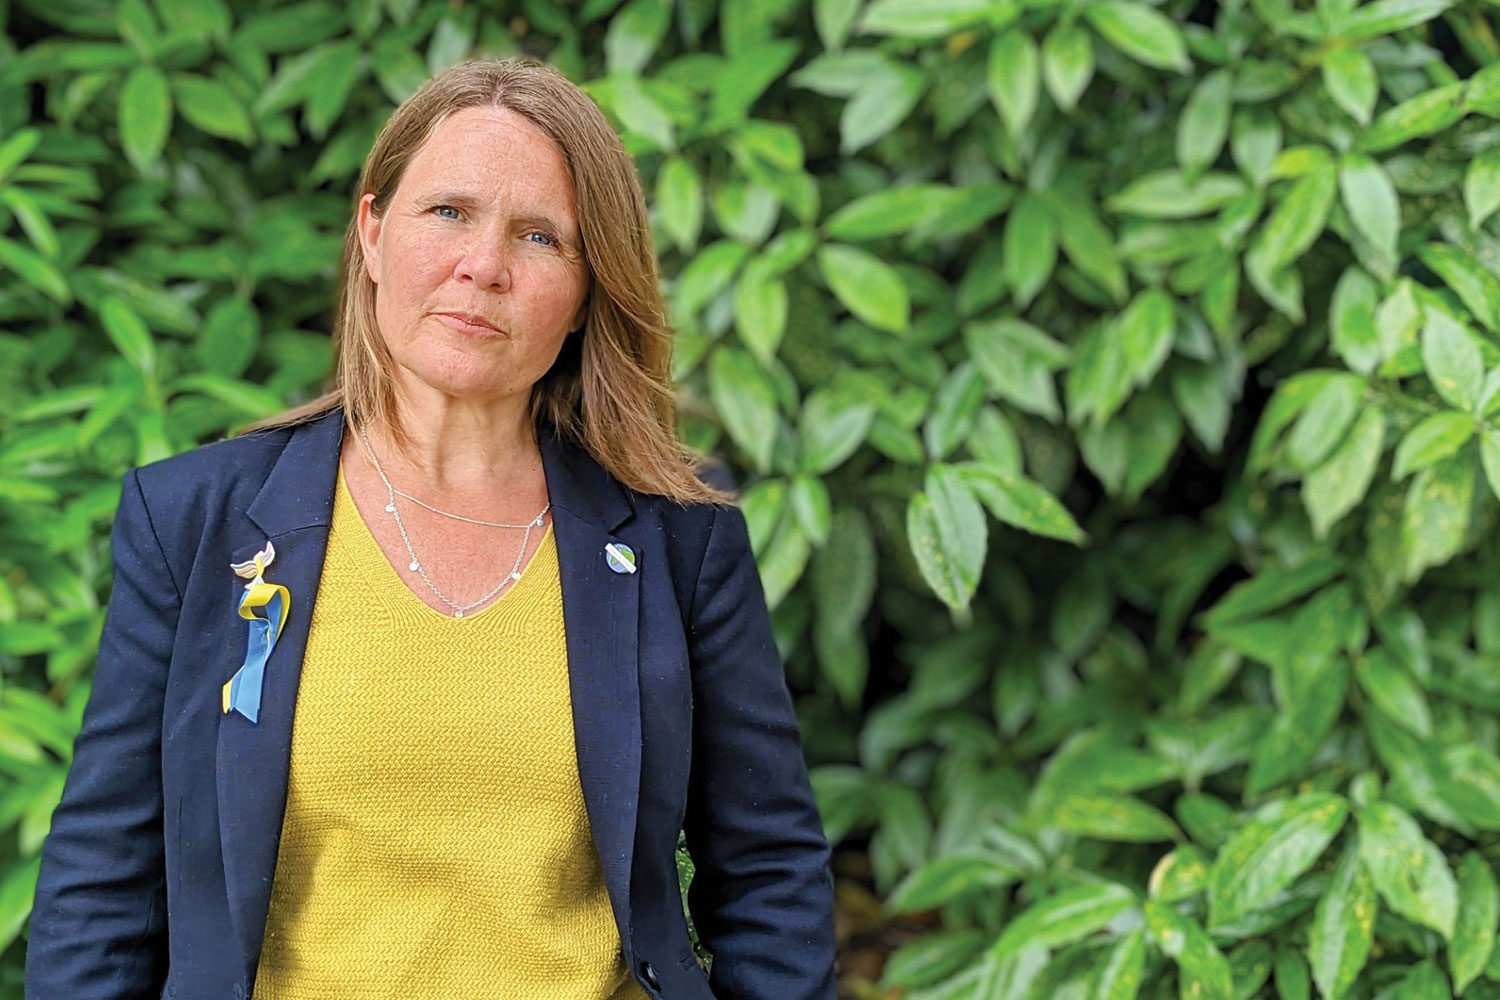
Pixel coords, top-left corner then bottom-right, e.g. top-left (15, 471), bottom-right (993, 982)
top-left (26, 58), bottom-right (836, 1000)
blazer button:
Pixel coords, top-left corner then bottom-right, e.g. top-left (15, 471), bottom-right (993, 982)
top-left (640, 959), bottom-right (661, 991)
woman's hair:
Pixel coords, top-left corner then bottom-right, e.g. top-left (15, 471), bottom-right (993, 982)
top-left (238, 57), bottom-right (733, 506)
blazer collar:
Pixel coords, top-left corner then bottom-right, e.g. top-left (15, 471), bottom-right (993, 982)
top-left (244, 404), bottom-right (634, 537)
top-left (223, 402), bottom-right (643, 985)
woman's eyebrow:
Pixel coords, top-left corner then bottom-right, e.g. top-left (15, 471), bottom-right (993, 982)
top-left (422, 190), bottom-right (575, 234)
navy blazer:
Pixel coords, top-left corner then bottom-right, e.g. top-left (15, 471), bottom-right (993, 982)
top-left (26, 405), bottom-right (836, 1000)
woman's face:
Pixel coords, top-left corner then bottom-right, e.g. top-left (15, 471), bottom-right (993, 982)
top-left (356, 105), bottom-right (590, 410)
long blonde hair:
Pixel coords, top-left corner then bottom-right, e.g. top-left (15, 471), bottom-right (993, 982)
top-left (239, 57), bottom-right (733, 506)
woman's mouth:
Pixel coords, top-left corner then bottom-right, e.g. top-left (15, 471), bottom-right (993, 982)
top-left (434, 312), bottom-right (505, 336)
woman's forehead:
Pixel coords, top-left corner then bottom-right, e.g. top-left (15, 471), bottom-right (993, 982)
top-left (400, 107), bottom-right (577, 214)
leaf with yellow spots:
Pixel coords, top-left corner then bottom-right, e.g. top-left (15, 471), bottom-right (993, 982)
top-left (1357, 801), bottom-right (1457, 939)
top-left (1449, 851), bottom-right (1498, 994)
top-left (1308, 841), bottom-right (1377, 1000)
top-left (1208, 793), bottom-right (1349, 930)
top-left (1144, 898), bottom-right (1234, 1000)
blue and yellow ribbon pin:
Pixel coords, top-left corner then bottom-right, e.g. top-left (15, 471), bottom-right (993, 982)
top-left (222, 541), bottom-right (290, 724)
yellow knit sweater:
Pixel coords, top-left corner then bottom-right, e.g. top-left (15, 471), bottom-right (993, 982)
top-left (253, 463), bottom-right (649, 1000)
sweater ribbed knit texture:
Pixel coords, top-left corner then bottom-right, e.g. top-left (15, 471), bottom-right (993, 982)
top-left (252, 463), bottom-right (649, 1000)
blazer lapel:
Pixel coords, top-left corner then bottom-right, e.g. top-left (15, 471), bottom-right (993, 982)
top-left (215, 407), bottom-right (644, 975)
top-left (218, 406), bottom-right (344, 975)
top-left (537, 421), bottom-right (642, 959)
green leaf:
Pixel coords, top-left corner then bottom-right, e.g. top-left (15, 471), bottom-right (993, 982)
top-left (1303, 405), bottom-right (1384, 539)
top-left (1338, 154), bottom-right (1399, 263)
top-left (1254, 161), bottom-right (1338, 274)
top-left (880, 929), bottom-right (989, 990)
top-left (1307, 840), bottom-right (1376, 1000)
top-left (1322, 46), bottom-right (1377, 125)
top-left (1144, 898), bottom-right (1234, 1000)
top-left (955, 463), bottom-right (1087, 543)
top-left (988, 28), bottom-right (1040, 139)
top-left (799, 390), bottom-right (876, 474)
top-left (708, 347), bottom-right (779, 471)
top-left (0, 855), bottom-right (41, 951)
top-left (1107, 169), bottom-right (1248, 218)
top-left (1358, 800), bottom-right (1457, 939)
top-left (1285, 373), bottom-right (1363, 472)
top-left (1402, 449), bottom-right (1475, 583)
top-left (655, 155), bottom-right (703, 252)
top-left (1274, 949), bottom-right (1311, 1000)
top-left (1084, 2), bottom-right (1191, 73)
top-left (1200, 558), bottom-right (1344, 628)
top-left (1357, 83), bottom-right (1464, 153)
top-left (1340, 0), bottom-right (1454, 39)
top-left (858, 0), bottom-right (994, 38)
top-left (888, 855), bottom-right (1019, 913)
top-left (1419, 244), bottom-right (1500, 335)
top-left (1042, 22), bottom-right (1094, 112)
top-left (1393, 960), bottom-right (1449, 1000)
top-left (964, 317), bottom-right (1068, 421)
top-left (1170, 364), bottom-right (1232, 453)
top-left (1421, 309), bottom-right (1484, 411)
top-left (1052, 792), bottom-right (1180, 842)
top-left (1244, 652), bottom-right (1347, 795)
top-left (170, 73), bottom-right (255, 144)
top-left (907, 466), bottom-right (987, 610)
top-left (991, 881), bottom-right (1138, 958)
top-left (839, 58), bottom-right (925, 154)
top-left (674, 239), bottom-right (748, 316)
top-left (0, 236), bottom-right (71, 305)
top-left (119, 64), bottom-right (172, 172)
top-left (824, 184), bottom-right (968, 241)
top-left (1091, 929), bottom-right (1147, 1000)
top-left (167, 373), bottom-right (284, 417)
top-left (1178, 70), bottom-right (1232, 179)
top-left (1481, 429), bottom-right (1500, 503)
top-left (1208, 793), bottom-right (1350, 930)
top-left (99, 297), bottom-right (156, 378)
top-left (1231, 106), bottom-right (1283, 187)
top-left (734, 260), bottom-right (789, 364)
top-left (1392, 411), bottom-right (1475, 479)
top-left (925, 363), bottom-right (986, 461)
top-left (1118, 288), bottom-right (1175, 389)
top-left (814, 0), bottom-right (861, 49)
top-left (1355, 648), bottom-right (1431, 737)
top-left (1451, 851), bottom-right (1499, 993)
top-left (0, 127), bottom-right (41, 183)
top-left (817, 243), bottom-right (910, 332)
top-left (1002, 195), bottom-right (1058, 310)
top-left (1329, 265), bottom-right (1382, 375)
top-left (604, 0), bottom-right (671, 74)
top-left (1465, 147), bottom-right (1500, 230)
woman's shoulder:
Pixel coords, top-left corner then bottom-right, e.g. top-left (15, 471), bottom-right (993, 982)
top-left (129, 423), bottom-right (300, 520)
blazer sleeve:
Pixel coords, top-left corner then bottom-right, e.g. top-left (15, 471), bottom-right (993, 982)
top-left (680, 503), bottom-right (838, 1000)
top-left (27, 468), bottom-right (176, 1000)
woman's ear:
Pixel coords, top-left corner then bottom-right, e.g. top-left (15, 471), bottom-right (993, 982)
top-left (569, 288), bottom-right (590, 333)
top-left (356, 192), bottom-right (382, 284)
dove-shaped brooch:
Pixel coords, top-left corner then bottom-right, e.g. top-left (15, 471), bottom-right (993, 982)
top-left (222, 541), bottom-right (291, 724)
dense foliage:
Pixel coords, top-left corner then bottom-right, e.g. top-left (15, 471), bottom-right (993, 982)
top-left (6, 0), bottom-right (1500, 997)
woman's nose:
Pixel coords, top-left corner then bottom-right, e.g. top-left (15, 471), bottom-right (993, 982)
top-left (454, 235), bottom-right (512, 291)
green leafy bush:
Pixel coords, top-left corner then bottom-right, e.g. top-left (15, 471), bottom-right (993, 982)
top-left (6, 0), bottom-right (1500, 997)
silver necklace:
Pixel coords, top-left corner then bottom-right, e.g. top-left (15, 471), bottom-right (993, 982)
top-left (355, 423), bottom-right (550, 618)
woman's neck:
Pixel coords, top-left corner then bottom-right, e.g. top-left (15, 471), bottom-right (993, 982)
top-left (359, 386), bottom-right (543, 498)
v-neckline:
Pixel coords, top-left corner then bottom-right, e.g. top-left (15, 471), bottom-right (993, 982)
top-left (334, 460), bottom-right (555, 624)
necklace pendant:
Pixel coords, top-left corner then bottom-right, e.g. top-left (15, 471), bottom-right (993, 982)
top-left (409, 560), bottom-right (419, 572)
top-left (454, 609), bottom-right (464, 618)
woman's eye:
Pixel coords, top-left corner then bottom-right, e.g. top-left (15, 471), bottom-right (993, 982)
top-left (432, 205), bottom-right (461, 220)
top-left (528, 231), bottom-right (557, 247)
